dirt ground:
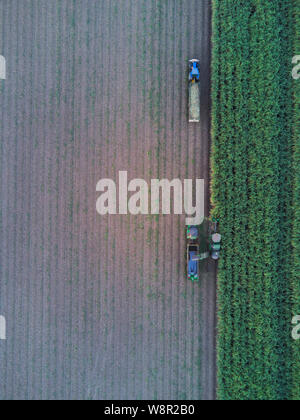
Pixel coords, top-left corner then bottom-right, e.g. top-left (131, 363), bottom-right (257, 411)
top-left (0, 0), bottom-right (215, 400)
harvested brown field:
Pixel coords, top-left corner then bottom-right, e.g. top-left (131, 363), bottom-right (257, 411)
top-left (0, 0), bottom-right (214, 400)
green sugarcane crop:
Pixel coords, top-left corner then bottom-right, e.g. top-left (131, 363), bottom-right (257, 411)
top-left (211, 0), bottom-right (298, 400)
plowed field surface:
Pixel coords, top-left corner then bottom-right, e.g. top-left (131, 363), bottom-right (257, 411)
top-left (0, 0), bottom-right (215, 400)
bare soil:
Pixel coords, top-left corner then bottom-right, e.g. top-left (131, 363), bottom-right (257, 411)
top-left (0, 0), bottom-right (215, 400)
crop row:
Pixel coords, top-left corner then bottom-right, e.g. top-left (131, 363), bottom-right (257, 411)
top-left (211, 0), bottom-right (298, 400)
top-left (291, 0), bottom-right (300, 400)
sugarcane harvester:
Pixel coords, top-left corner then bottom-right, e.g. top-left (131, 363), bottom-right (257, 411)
top-left (188, 59), bottom-right (200, 123)
top-left (186, 220), bottom-right (221, 282)
top-left (209, 219), bottom-right (222, 261)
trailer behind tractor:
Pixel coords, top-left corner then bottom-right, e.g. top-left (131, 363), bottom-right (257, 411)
top-left (188, 59), bottom-right (200, 123)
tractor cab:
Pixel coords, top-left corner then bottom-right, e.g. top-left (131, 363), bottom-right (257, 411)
top-left (189, 60), bottom-right (200, 82)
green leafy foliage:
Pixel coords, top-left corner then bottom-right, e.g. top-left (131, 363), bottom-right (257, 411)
top-left (291, 0), bottom-right (300, 400)
top-left (211, 0), bottom-right (298, 400)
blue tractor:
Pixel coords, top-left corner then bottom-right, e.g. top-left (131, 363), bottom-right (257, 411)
top-left (189, 60), bottom-right (200, 82)
top-left (187, 245), bottom-right (200, 282)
